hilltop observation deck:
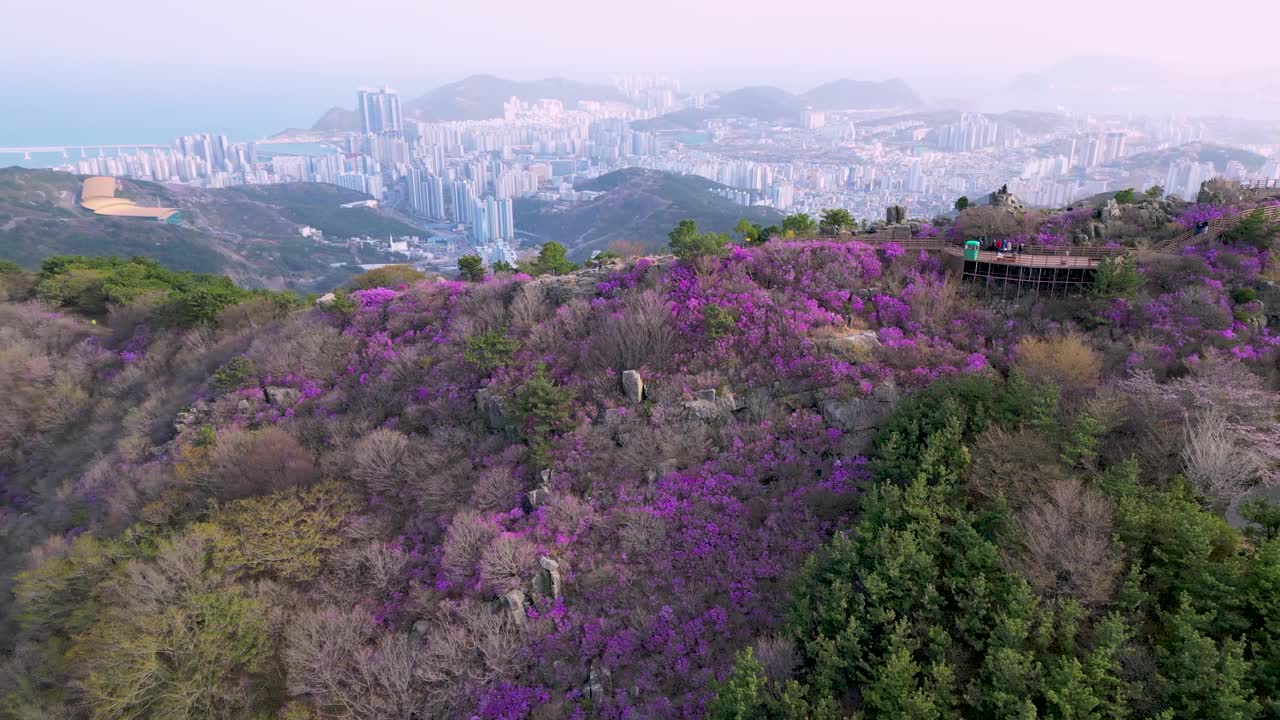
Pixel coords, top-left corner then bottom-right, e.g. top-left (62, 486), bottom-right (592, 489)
top-left (819, 233), bottom-right (1127, 297)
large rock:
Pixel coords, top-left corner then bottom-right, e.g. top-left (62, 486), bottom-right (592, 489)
top-left (532, 556), bottom-right (563, 600)
top-left (173, 400), bottom-right (210, 433)
top-left (264, 386), bottom-right (300, 406)
top-left (683, 389), bottom-right (742, 421)
top-left (586, 665), bottom-right (611, 702)
top-left (523, 469), bottom-right (553, 511)
top-left (622, 370), bottom-right (644, 403)
top-left (475, 386), bottom-right (508, 431)
top-left (817, 330), bottom-right (881, 359)
top-left (989, 187), bottom-right (1026, 212)
top-left (1258, 281), bottom-right (1280, 329)
top-left (819, 383), bottom-right (900, 448)
top-left (496, 589), bottom-right (527, 626)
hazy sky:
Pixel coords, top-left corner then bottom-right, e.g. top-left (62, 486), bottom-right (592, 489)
top-left (7, 0), bottom-right (1280, 86)
top-left (3, 0), bottom-right (1279, 145)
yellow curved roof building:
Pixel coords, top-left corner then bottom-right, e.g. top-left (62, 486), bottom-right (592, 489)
top-left (81, 176), bottom-right (182, 223)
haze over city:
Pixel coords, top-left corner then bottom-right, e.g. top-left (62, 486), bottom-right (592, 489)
top-left (5, 0), bottom-right (1280, 145)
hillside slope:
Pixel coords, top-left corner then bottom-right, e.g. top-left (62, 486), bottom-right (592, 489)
top-left (514, 168), bottom-right (783, 258)
top-left (0, 208), bottom-right (1276, 718)
top-left (0, 169), bottom-right (419, 291)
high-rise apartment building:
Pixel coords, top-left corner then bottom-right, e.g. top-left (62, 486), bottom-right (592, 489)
top-left (357, 87), bottom-right (403, 135)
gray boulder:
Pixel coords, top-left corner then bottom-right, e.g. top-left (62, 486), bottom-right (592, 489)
top-left (586, 665), bottom-right (611, 702)
top-left (475, 386), bottom-right (508, 431)
top-left (523, 469), bottom-right (553, 511)
top-left (818, 330), bottom-right (881, 357)
top-left (683, 390), bottom-right (742, 422)
top-left (532, 556), bottom-right (563, 600)
top-left (819, 383), bottom-right (900, 448)
top-left (622, 370), bottom-right (644, 403)
top-left (264, 386), bottom-right (300, 406)
top-left (496, 589), bottom-right (527, 626)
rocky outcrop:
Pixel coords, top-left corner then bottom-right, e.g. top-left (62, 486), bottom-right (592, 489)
top-left (476, 386), bottom-right (508, 431)
top-left (682, 388), bottom-right (744, 422)
top-left (264, 386), bottom-right (300, 406)
top-left (523, 469), bottom-right (553, 511)
top-left (622, 370), bottom-right (644, 403)
top-left (816, 329), bottom-right (881, 360)
top-left (1259, 281), bottom-right (1280, 330)
top-left (818, 383), bottom-right (900, 448)
top-left (524, 258), bottom-right (668, 305)
top-left (586, 665), bottom-right (612, 702)
top-left (885, 205), bottom-right (908, 224)
top-left (989, 186), bottom-right (1026, 213)
top-left (173, 400), bottom-right (211, 433)
top-left (532, 556), bottom-right (563, 600)
top-left (496, 589), bottom-right (527, 626)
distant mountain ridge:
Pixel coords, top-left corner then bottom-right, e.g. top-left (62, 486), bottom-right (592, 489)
top-left (406, 75), bottom-right (628, 121)
top-left (309, 75), bottom-right (924, 132)
top-left (801, 78), bottom-right (924, 111)
top-left (635, 77), bottom-right (926, 130)
top-left (310, 75), bottom-right (630, 130)
top-left (513, 168), bottom-right (782, 259)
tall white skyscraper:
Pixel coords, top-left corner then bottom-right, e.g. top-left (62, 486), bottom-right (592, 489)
top-left (357, 87), bottom-right (403, 135)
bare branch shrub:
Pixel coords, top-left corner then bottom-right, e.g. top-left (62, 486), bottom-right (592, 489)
top-left (544, 493), bottom-right (597, 539)
top-left (349, 428), bottom-right (412, 497)
top-left (440, 511), bottom-right (501, 585)
top-left (1005, 478), bottom-right (1121, 606)
top-left (479, 534), bottom-right (538, 595)
top-left (616, 509), bottom-right (668, 556)
top-left (414, 601), bottom-right (527, 716)
top-left (321, 540), bottom-right (408, 601)
top-left (1121, 361), bottom-right (1279, 487)
top-left (282, 605), bottom-right (374, 717)
top-left (753, 636), bottom-right (799, 686)
top-left (1182, 407), bottom-right (1265, 506)
top-left (469, 465), bottom-right (522, 513)
top-left (508, 283), bottom-right (551, 332)
top-left (246, 317), bottom-right (354, 381)
top-left (586, 289), bottom-right (678, 372)
top-left (965, 426), bottom-right (1071, 509)
top-left (905, 273), bottom-right (961, 332)
top-left (203, 427), bottom-right (318, 500)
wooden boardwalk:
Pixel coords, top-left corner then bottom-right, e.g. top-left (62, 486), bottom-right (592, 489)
top-left (1151, 204), bottom-right (1280, 255)
top-left (940, 245), bottom-right (1106, 269)
top-left (829, 235), bottom-right (1121, 296)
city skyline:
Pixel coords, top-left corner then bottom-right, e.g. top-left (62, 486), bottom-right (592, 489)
top-left (33, 75), bottom-right (1280, 277)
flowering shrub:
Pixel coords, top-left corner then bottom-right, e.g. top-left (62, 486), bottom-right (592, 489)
top-left (1177, 203), bottom-right (1231, 229)
top-left (1, 219), bottom-right (1276, 720)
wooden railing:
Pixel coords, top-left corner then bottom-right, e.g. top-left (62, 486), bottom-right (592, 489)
top-left (817, 234), bottom-right (1128, 266)
top-left (1150, 204), bottom-right (1280, 255)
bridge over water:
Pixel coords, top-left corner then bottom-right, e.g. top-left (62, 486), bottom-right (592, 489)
top-left (0, 145), bottom-right (165, 161)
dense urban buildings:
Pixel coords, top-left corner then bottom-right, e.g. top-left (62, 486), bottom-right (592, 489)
top-left (47, 74), bottom-right (1280, 269)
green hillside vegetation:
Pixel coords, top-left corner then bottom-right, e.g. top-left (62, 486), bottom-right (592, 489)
top-left (514, 168), bottom-right (783, 258)
top-left (221, 184), bottom-right (419, 239)
top-left (23, 255), bottom-right (303, 325)
top-left (0, 169), bottom-right (417, 292)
